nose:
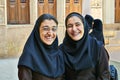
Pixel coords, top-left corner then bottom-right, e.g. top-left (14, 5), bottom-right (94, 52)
top-left (47, 30), bottom-right (53, 36)
top-left (48, 28), bottom-right (53, 33)
top-left (72, 25), bottom-right (77, 31)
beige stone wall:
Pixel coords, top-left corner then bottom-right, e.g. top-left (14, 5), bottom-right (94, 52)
top-left (102, 0), bottom-right (115, 24)
top-left (0, 25), bottom-right (66, 58)
top-left (0, 25), bottom-right (33, 58)
top-left (0, 26), bottom-right (6, 57)
top-left (90, 0), bottom-right (102, 19)
top-left (0, 0), bottom-right (5, 25)
top-left (57, 25), bottom-right (66, 45)
top-left (0, 0), bottom-right (117, 58)
top-left (30, 0), bottom-right (38, 25)
top-left (0, 0), bottom-right (38, 58)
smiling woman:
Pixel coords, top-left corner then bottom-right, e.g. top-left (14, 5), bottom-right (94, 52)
top-left (66, 16), bottom-right (84, 41)
top-left (17, 14), bottom-right (64, 80)
top-left (39, 19), bottom-right (58, 45)
top-left (60, 12), bottom-right (110, 80)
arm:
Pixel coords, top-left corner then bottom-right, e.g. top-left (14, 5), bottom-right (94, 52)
top-left (18, 66), bottom-right (32, 80)
top-left (96, 46), bottom-right (110, 80)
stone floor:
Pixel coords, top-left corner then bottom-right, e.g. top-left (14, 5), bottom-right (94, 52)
top-left (0, 58), bottom-right (18, 80)
top-left (0, 58), bottom-right (120, 80)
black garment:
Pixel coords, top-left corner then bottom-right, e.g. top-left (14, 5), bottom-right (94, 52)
top-left (61, 12), bottom-right (95, 70)
top-left (60, 12), bottom-right (110, 80)
top-left (85, 14), bottom-right (94, 31)
top-left (18, 14), bottom-right (64, 79)
top-left (18, 66), bottom-right (64, 80)
top-left (90, 19), bottom-right (105, 45)
top-left (61, 36), bottom-right (110, 80)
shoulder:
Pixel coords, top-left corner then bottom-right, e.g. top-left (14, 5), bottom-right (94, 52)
top-left (89, 36), bottom-right (106, 58)
top-left (59, 43), bottom-right (63, 50)
top-left (18, 65), bottom-right (32, 80)
top-left (90, 37), bottom-right (109, 60)
top-left (89, 36), bottom-right (103, 48)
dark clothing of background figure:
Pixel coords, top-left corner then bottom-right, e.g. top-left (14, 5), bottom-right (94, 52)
top-left (90, 19), bottom-right (105, 45)
top-left (60, 12), bottom-right (110, 80)
top-left (85, 14), bottom-right (94, 31)
top-left (18, 14), bottom-right (64, 80)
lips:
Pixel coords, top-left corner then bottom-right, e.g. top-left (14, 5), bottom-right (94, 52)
top-left (45, 36), bottom-right (53, 41)
top-left (71, 31), bottom-right (81, 36)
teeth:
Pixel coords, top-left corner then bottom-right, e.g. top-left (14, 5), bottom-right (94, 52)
top-left (46, 36), bottom-right (51, 38)
top-left (46, 37), bottom-right (52, 40)
top-left (73, 33), bottom-right (78, 36)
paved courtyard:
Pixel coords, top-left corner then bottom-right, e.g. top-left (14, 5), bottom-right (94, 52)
top-left (0, 58), bottom-right (19, 80)
top-left (0, 57), bottom-right (120, 80)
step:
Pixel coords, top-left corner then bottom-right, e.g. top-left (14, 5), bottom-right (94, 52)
top-left (105, 44), bottom-right (120, 52)
top-left (113, 31), bottom-right (120, 39)
top-left (103, 30), bottom-right (115, 37)
top-left (105, 37), bottom-right (109, 45)
top-left (105, 31), bottom-right (120, 44)
top-left (109, 38), bottom-right (120, 44)
top-left (104, 23), bottom-right (120, 30)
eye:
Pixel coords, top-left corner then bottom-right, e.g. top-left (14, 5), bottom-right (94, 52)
top-left (42, 26), bottom-right (49, 31)
top-left (67, 24), bottom-right (73, 28)
top-left (75, 23), bottom-right (81, 27)
top-left (52, 26), bottom-right (57, 32)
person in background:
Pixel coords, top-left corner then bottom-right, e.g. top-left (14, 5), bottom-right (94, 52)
top-left (90, 19), bottom-right (105, 45)
top-left (60, 12), bottom-right (110, 80)
top-left (85, 14), bottom-right (94, 33)
top-left (85, 14), bottom-right (105, 45)
top-left (87, 17), bottom-right (118, 80)
top-left (18, 14), bottom-right (64, 80)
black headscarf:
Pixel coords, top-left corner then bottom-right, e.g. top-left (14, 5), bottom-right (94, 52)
top-left (18, 14), bottom-right (64, 78)
top-left (60, 12), bottom-right (97, 71)
top-left (85, 14), bottom-right (94, 31)
top-left (90, 19), bottom-right (105, 45)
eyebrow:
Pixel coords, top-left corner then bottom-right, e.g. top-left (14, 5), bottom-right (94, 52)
top-left (75, 22), bottom-right (81, 24)
top-left (42, 26), bottom-right (48, 27)
top-left (42, 25), bottom-right (57, 28)
top-left (52, 26), bottom-right (57, 28)
top-left (67, 22), bottom-right (80, 25)
top-left (67, 23), bottom-right (73, 26)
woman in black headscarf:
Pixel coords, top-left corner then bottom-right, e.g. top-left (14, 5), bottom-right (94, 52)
top-left (90, 19), bottom-right (105, 45)
top-left (18, 14), bottom-right (64, 80)
top-left (60, 12), bottom-right (110, 80)
top-left (85, 14), bottom-right (94, 32)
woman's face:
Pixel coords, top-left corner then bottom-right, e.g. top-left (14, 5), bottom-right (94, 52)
top-left (66, 16), bottom-right (84, 41)
top-left (39, 19), bottom-right (57, 45)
